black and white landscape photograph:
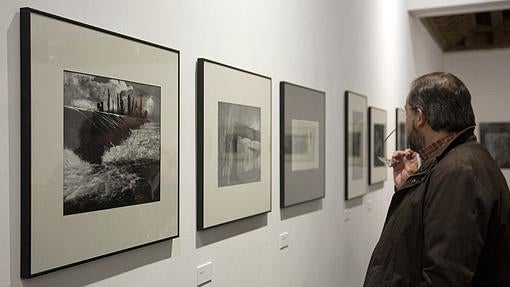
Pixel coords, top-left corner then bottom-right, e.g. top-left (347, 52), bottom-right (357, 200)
top-left (373, 124), bottom-right (385, 167)
top-left (63, 70), bottom-right (161, 215)
top-left (290, 119), bottom-right (319, 171)
top-left (218, 101), bottom-right (261, 187)
top-left (480, 122), bottom-right (510, 169)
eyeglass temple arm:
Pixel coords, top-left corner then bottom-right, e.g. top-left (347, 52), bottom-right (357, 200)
top-left (384, 128), bottom-right (397, 143)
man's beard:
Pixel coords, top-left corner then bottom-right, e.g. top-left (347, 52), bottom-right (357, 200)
top-left (408, 124), bottom-right (425, 152)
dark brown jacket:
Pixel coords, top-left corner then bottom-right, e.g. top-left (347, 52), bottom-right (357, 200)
top-left (364, 127), bottom-right (510, 287)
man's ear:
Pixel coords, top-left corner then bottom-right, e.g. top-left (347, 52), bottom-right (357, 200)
top-left (414, 108), bottom-right (426, 128)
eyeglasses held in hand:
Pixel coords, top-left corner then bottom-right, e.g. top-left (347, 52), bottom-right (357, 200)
top-left (376, 128), bottom-right (399, 167)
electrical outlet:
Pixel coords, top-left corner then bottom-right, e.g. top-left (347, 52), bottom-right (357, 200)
top-left (344, 209), bottom-right (351, 222)
top-left (279, 232), bottom-right (289, 249)
top-left (197, 261), bottom-right (213, 285)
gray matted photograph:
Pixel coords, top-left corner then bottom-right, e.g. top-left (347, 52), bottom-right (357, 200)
top-left (218, 101), bottom-right (261, 187)
top-left (280, 82), bottom-right (325, 207)
top-left (480, 122), bottom-right (510, 169)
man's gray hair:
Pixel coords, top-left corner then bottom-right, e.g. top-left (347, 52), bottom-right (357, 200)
top-left (408, 72), bottom-right (475, 132)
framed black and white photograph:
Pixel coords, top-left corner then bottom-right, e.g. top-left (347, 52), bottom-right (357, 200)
top-left (197, 59), bottom-right (271, 230)
top-left (218, 102), bottom-right (261, 187)
top-left (396, 108), bottom-right (407, 150)
top-left (479, 122), bottom-right (510, 169)
top-left (345, 91), bottom-right (368, 200)
top-left (63, 70), bottom-right (163, 215)
top-left (21, 8), bottom-right (179, 278)
top-left (280, 82), bottom-right (325, 207)
top-left (369, 107), bottom-right (387, 184)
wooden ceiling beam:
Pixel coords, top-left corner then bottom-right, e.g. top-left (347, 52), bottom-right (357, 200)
top-left (491, 11), bottom-right (505, 44)
top-left (428, 15), bottom-right (473, 49)
top-left (421, 18), bottom-right (449, 50)
top-left (464, 14), bottom-right (477, 48)
top-left (473, 24), bottom-right (510, 33)
top-left (423, 9), bottom-right (510, 52)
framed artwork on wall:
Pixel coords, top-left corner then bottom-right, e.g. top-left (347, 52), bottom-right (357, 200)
top-left (197, 58), bottom-right (272, 230)
top-left (395, 108), bottom-right (407, 150)
top-left (479, 122), bottom-right (510, 169)
top-left (280, 82), bottom-right (325, 207)
top-left (344, 91), bottom-right (368, 200)
top-left (369, 107), bottom-right (387, 184)
top-left (20, 8), bottom-right (179, 278)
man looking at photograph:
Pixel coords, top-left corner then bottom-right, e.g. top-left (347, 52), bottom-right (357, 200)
top-left (364, 72), bottom-right (510, 286)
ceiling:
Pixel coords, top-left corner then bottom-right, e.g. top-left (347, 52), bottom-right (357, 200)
top-left (421, 9), bottom-right (510, 52)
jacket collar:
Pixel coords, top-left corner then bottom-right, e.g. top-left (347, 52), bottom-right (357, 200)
top-left (433, 125), bottom-right (477, 162)
top-left (397, 126), bottom-right (476, 191)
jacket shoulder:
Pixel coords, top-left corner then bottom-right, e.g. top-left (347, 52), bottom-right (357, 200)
top-left (432, 141), bottom-right (508, 196)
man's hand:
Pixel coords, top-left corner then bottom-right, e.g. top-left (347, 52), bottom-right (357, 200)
top-left (390, 149), bottom-right (421, 189)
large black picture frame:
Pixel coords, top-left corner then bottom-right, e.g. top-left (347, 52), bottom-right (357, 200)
top-left (197, 58), bottom-right (272, 230)
top-left (280, 82), bottom-right (325, 207)
top-left (20, 7), bottom-right (180, 278)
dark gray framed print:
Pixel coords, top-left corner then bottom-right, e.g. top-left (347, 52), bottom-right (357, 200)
top-left (280, 82), bottom-right (325, 207)
top-left (344, 91), bottom-right (368, 199)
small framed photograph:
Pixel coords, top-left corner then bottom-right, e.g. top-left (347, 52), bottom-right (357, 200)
top-left (197, 59), bottom-right (272, 230)
top-left (369, 107), bottom-right (388, 184)
top-left (20, 8), bottom-right (179, 278)
top-left (479, 122), bottom-right (510, 169)
top-left (280, 82), bottom-right (325, 207)
top-left (344, 91), bottom-right (368, 199)
top-left (396, 108), bottom-right (408, 150)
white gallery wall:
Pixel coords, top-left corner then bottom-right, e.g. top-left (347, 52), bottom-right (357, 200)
top-left (0, 0), bottom-right (443, 286)
top-left (444, 49), bottom-right (510, 185)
